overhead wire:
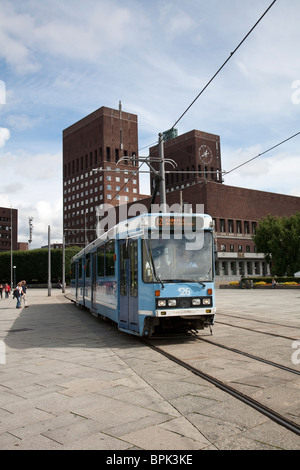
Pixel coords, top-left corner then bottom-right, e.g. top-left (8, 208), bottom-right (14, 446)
top-left (171, 0), bottom-right (277, 130)
top-left (103, 0), bottom-right (279, 203)
top-left (224, 130), bottom-right (300, 175)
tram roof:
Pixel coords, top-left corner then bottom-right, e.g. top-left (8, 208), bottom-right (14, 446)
top-left (72, 213), bottom-right (213, 260)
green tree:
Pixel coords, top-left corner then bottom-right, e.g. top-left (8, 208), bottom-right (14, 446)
top-left (253, 213), bottom-right (300, 276)
top-left (0, 247), bottom-right (81, 284)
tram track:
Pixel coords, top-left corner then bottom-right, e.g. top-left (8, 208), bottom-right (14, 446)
top-left (215, 321), bottom-right (297, 341)
top-left (194, 335), bottom-right (300, 376)
top-left (141, 334), bottom-right (300, 437)
top-left (217, 312), bottom-right (300, 330)
top-left (215, 314), bottom-right (299, 341)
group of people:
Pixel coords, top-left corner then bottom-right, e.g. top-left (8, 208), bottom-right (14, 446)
top-left (0, 281), bottom-right (29, 308)
top-left (0, 283), bottom-right (11, 299)
top-left (14, 281), bottom-right (29, 308)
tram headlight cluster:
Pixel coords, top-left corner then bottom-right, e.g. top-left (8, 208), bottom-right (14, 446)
top-left (157, 299), bottom-right (177, 307)
top-left (156, 297), bottom-right (212, 308)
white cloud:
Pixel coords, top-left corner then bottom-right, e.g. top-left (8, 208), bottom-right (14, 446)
top-left (1, 0), bottom-right (300, 248)
top-left (223, 146), bottom-right (300, 197)
top-left (0, 128), bottom-right (10, 147)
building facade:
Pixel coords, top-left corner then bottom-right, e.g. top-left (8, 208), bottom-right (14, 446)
top-left (63, 104), bottom-right (147, 246)
top-left (150, 129), bottom-right (223, 192)
top-left (63, 106), bottom-right (300, 281)
top-left (0, 207), bottom-right (18, 252)
top-left (148, 130), bottom-right (300, 281)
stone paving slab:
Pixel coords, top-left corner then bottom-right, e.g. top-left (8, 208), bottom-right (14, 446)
top-left (0, 288), bottom-right (299, 450)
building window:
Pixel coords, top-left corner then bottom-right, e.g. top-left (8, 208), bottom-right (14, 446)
top-left (228, 220), bottom-right (234, 233)
top-left (244, 221), bottom-right (249, 234)
top-left (221, 244), bottom-right (226, 252)
top-left (222, 262), bottom-right (228, 275)
top-left (230, 262), bottom-right (237, 275)
top-left (236, 220), bottom-right (242, 233)
top-left (220, 219), bottom-right (225, 232)
top-left (247, 262), bottom-right (253, 275)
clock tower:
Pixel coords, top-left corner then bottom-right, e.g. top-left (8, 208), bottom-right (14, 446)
top-left (150, 129), bottom-right (223, 193)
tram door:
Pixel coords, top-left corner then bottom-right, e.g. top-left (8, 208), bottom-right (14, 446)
top-left (119, 239), bottom-right (139, 332)
top-left (91, 253), bottom-right (97, 312)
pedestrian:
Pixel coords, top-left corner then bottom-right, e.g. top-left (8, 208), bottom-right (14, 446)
top-left (272, 278), bottom-right (277, 288)
top-left (15, 282), bottom-right (23, 308)
top-left (0, 284), bottom-right (3, 299)
top-left (21, 280), bottom-right (29, 308)
top-left (4, 283), bottom-right (10, 298)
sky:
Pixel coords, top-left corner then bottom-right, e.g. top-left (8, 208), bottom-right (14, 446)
top-left (1, 0), bottom-right (300, 248)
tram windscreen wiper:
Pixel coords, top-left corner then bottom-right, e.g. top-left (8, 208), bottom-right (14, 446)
top-left (161, 279), bottom-right (206, 287)
top-left (144, 240), bottom-right (165, 288)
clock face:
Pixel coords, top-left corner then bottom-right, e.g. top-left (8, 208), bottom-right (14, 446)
top-left (198, 145), bottom-right (213, 164)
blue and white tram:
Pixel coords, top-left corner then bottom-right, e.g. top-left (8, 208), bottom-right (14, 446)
top-left (70, 213), bottom-right (216, 337)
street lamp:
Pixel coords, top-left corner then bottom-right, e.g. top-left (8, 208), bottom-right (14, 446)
top-left (13, 266), bottom-right (16, 288)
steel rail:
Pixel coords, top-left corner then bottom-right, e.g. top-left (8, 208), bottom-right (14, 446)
top-left (143, 339), bottom-right (300, 437)
top-left (196, 336), bottom-right (300, 376)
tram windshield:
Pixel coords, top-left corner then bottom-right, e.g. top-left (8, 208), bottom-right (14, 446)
top-left (142, 231), bottom-right (213, 284)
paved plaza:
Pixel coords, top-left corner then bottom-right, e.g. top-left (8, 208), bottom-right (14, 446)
top-left (0, 288), bottom-right (299, 450)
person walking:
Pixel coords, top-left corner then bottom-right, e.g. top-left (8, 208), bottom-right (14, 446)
top-left (15, 282), bottom-right (23, 308)
top-left (0, 284), bottom-right (3, 299)
top-left (4, 283), bottom-right (10, 298)
top-left (21, 280), bottom-right (29, 308)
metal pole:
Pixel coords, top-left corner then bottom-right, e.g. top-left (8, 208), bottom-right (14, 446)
top-left (62, 233), bottom-right (65, 293)
top-left (158, 133), bottom-right (167, 213)
top-left (48, 225), bottom-right (51, 296)
top-left (10, 207), bottom-right (13, 289)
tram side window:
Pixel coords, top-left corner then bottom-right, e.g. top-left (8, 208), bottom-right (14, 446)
top-left (120, 243), bottom-right (127, 296)
top-left (97, 241), bottom-right (115, 277)
top-left (79, 260), bottom-right (83, 279)
top-left (71, 262), bottom-right (75, 280)
top-left (97, 245), bottom-right (104, 277)
top-left (130, 240), bottom-right (138, 297)
top-left (106, 240), bottom-right (115, 276)
top-left (85, 253), bottom-right (91, 278)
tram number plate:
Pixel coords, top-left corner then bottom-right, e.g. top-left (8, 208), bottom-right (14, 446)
top-left (178, 287), bottom-right (191, 296)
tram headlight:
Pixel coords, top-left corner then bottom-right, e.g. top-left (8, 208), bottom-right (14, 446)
top-left (168, 299), bottom-right (177, 307)
top-left (192, 298), bottom-right (201, 306)
top-left (157, 299), bottom-right (167, 307)
top-left (203, 298), bottom-right (211, 305)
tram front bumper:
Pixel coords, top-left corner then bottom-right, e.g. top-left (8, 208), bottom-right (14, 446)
top-left (155, 307), bottom-right (216, 317)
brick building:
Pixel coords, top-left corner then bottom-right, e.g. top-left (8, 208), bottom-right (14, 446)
top-left (0, 207), bottom-right (18, 252)
top-left (148, 130), bottom-right (300, 281)
top-left (150, 129), bottom-right (223, 190)
top-left (63, 105), bottom-right (300, 280)
top-left (62, 104), bottom-right (147, 246)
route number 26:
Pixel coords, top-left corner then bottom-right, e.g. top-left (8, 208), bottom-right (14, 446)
top-left (178, 287), bottom-right (191, 296)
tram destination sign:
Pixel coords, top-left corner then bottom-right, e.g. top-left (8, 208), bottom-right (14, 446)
top-left (155, 215), bottom-right (204, 232)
